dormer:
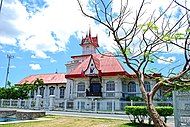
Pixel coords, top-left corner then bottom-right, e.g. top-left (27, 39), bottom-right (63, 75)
top-left (80, 28), bottom-right (99, 55)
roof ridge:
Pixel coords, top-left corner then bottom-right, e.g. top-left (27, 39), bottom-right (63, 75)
top-left (28, 73), bottom-right (65, 77)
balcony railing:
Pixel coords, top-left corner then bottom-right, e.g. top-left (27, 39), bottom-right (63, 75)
top-left (86, 90), bottom-right (102, 97)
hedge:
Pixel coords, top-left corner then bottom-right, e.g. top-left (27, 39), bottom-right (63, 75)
top-left (125, 106), bottom-right (173, 124)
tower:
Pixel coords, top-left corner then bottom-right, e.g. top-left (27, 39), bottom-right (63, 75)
top-left (80, 28), bottom-right (99, 55)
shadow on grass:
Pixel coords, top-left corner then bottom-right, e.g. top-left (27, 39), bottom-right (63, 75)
top-left (119, 123), bottom-right (154, 127)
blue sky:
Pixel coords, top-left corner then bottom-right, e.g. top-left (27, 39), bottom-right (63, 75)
top-left (0, 0), bottom-right (188, 87)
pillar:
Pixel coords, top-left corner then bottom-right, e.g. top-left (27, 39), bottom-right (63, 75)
top-left (49, 95), bottom-right (55, 111)
top-left (35, 95), bottom-right (42, 110)
top-left (18, 99), bottom-right (21, 108)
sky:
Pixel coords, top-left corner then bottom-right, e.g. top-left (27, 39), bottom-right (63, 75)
top-left (0, 0), bottom-right (189, 87)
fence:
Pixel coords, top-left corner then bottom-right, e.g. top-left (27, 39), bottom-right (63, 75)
top-left (0, 97), bottom-right (173, 114)
top-left (173, 91), bottom-right (190, 127)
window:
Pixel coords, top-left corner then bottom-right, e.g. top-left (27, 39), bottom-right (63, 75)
top-left (39, 87), bottom-right (45, 98)
top-left (128, 81), bottom-right (136, 92)
top-left (86, 46), bottom-right (90, 54)
top-left (144, 81), bottom-right (151, 92)
top-left (122, 81), bottom-right (127, 92)
top-left (30, 90), bottom-right (34, 98)
top-left (49, 86), bottom-right (55, 95)
top-left (60, 86), bottom-right (65, 98)
top-left (106, 81), bottom-right (115, 91)
top-left (77, 82), bottom-right (85, 91)
top-left (107, 102), bottom-right (114, 110)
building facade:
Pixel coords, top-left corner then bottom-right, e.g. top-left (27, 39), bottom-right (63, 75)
top-left (19, 29), bottom-right (161, 110)
top-left (19, 73), bottom-right (67, 100)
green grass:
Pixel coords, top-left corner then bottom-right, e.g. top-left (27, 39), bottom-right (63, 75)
top-left (0, 115), bottom-right (154, 127)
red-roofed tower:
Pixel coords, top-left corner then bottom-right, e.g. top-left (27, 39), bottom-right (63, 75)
top-left (80, 27), bottom-right (99, 55)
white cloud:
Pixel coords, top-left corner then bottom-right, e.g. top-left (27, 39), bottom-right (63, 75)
top-left (10, 65), bottom-right (16, 68)
top-left (16, 56), bottom-right (22, 59)
top-left (50, 58), bottom-right (56, 63)
top-left (157, 56), bottom-right (176, 64)
top-left (7, 50), bottom-right (16, 54)
top-left (31, 50), bottom-right (50, 59)
top-left (0, 0), bottom-right (188, 57)
top-left (29, 64), bottom-right (41, 70)
top-left (0, 0), bottom-right (116, 57)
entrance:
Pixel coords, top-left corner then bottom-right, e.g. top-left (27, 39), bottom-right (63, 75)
top-left (86, 77), bottom-right (102, 97)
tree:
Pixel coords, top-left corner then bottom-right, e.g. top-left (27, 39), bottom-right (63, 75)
top-left (77, 0), bottom-right (190, 126)
top-left (0, 78), bottom-right (43, 99)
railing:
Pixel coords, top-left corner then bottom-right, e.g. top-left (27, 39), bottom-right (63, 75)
top-left (86, 90), bottom-right (102, 97)
top-left (0, 98), bottom-right (173, 114)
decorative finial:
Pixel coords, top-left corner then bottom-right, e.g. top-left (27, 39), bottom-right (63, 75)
top-left (89, 25), bottom-right (91, 37)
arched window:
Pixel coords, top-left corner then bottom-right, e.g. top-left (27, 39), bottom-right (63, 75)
top-left (30, 90), bottom-right (34, 98)
top-left (77, 82), bottom-right (85, 91)
top-left (106, 81), bottom-right (115, 91)
top-left (39, 87), bottom-right (45, 98)
top-left (144, 81), bottom-right (151, 92)
top-left (128, 81), bottom-right (136, 92)
top-left (60, 86), bottom-right (65, 98)
top-left (49, 86), bottom-right (55, 95)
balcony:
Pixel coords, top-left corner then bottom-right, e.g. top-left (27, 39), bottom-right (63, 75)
top-left (86, 90), bottom-right (102, 97)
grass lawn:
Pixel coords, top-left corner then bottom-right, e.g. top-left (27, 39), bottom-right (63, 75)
top-left (0, 115), bottom-right (153, 127)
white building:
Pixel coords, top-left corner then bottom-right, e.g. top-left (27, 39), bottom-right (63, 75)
top-left (19, 29), bottom-right (161, 111)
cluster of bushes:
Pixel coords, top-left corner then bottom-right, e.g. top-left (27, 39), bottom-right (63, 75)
top-left (0, 84), bottom-right (34, 99)
top-left (0, 78), bottom-right (43, 99)
top-left (126, 96), bottom-right (143, 101)
top-left (125, 106), bottom-right (173, 124)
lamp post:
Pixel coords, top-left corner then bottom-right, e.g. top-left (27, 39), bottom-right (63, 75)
top-left (5, 54), bottom-right (14, 88)
top-left (0, 0), bottom-right (4, 13)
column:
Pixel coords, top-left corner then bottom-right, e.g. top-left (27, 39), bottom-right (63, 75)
top-left (0, 99), bottom-right (3, 107)
top-left (94, 100), bottom-right (98, 113)
top-left (49, 95), bottom-right (55, 111)
top-left (35, 95), bottom-right (42, 110)
top-left (64, 100), bottom-right (67, 111)
top-left (112, 100), bottom-right (115, 113)
top-left (10, 99), bottom-right (12, 107)
top-left (56, 85), bottom-right (59, 98)
top-left (28, 98), bottom-right (32, 109)
top-left (18, 99), bottom-right (21, 108)
top-left (78, 101), bottom-right (81, 112)
top-left (45, 85), bottom-right (49, 109)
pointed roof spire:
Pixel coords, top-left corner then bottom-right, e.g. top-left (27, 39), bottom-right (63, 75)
top-left (89, 25), bottom-right (91, 37)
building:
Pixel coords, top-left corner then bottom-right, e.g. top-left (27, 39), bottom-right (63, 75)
top-left (19, 73), bottom-right (66, 99)
top-left (64, 29), bottom-right (156, 110)
top-left (19, 29), bottom-right (160, 110)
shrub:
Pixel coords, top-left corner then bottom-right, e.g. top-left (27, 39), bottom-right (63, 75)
top-left (156, 106), bottom-right (173, 123)
top-left (126, 96), bottom-right (143, 101)
top-left (125, 106), bottom-right (148, 123)
top-left (125, 106), bottom-right (173, 124)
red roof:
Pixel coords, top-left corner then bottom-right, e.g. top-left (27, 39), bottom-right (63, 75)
top-left (80, 28), bottom-right (99, 47)
top-left (19, 73), bottom-right (67, 85)
top-left (81, 36), bottom-right (99, 47)
top-left (65, 54), bottom-right (129, 78)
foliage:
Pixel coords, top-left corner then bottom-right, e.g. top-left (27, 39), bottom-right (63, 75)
top-left (0, 78), bottom-right (43, 99)
top-left (125, 106), bottom-right (173, 123)
top-left (77, 0), bottom-right (190, 126)
top-left (125, 106), bottom-right (148, 123)
top-left (126, 96), bottom-right (143, 101)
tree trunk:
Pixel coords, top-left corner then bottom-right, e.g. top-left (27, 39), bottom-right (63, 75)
top-left (146, 95), bottom-right (168, 127)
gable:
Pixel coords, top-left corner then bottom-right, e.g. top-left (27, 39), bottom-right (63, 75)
top-left (84, 57), bottom-right (99, 75)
